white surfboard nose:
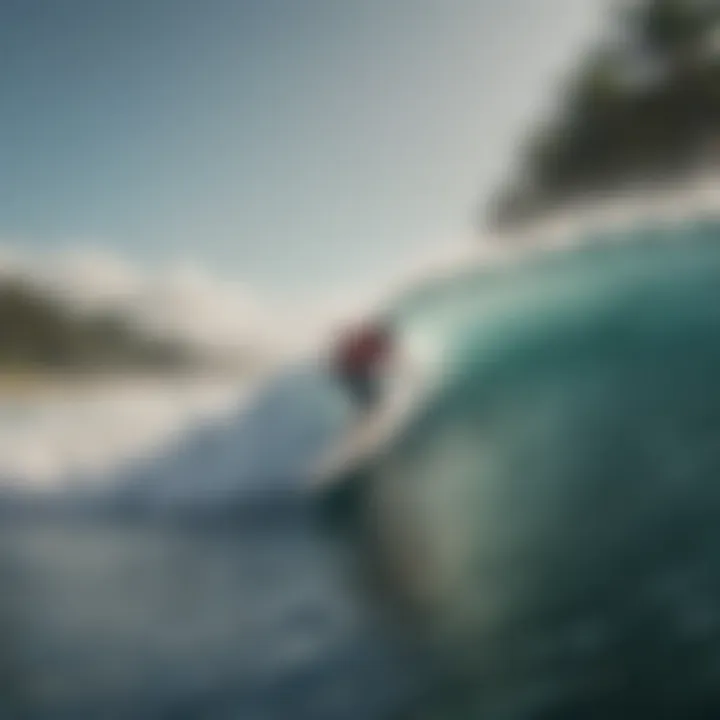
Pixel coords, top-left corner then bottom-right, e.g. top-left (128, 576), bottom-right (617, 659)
top-left (310, 348), bottom-right (431, 493)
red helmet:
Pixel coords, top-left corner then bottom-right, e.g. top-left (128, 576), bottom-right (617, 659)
top-left (335, 322), bottom-right (391, 378)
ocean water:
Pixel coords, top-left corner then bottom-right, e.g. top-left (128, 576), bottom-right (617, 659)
top-left (0, 367), bottom-right (417, 719)
top-left (9, 216), bottom-right (720, 719)
top-left (342, 222), bottom-right (720, 718)
top-left (0, 511), bottom-right (416, 719)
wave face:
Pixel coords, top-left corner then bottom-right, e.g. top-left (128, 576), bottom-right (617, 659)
top-left (344, 220), bottom-right (720, 718)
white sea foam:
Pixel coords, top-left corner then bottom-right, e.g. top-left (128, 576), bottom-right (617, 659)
top-left (0, 376), bottom-right (255, 494)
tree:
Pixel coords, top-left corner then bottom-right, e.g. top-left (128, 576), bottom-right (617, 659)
top-left (489, 0), bottom-right (720, 230)
top-left (633, 0), bottom-right (712, 67)
top-left (0, 279), bottom-right (200, 372)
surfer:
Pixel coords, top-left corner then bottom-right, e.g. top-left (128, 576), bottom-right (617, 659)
top-left (332, 322), bottom-right (391, 408)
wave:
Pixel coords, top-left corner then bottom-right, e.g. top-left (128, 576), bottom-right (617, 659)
top-left (108, 365), bottom-right (353, 508)
top-left (8, 177), bottom-right (720, 514)
top-left (0, 365), bottom-right (353, 515)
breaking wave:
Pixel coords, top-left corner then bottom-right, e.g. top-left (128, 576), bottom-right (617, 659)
top-left (7, 176), bottom-right (720, 512)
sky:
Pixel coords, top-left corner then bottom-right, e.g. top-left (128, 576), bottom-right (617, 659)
top-left (0, 0), bottom-right (606, 328)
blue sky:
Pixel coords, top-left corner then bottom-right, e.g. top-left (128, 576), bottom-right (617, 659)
top-left (0, 0), bottom-right (604, 302)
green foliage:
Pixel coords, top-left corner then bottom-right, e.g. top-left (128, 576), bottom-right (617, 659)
top-left (0, 279), bottom-right (197, 372)
top-left (491, 0), bottom-right (720, 229)
top-left (634, 0), bottom-right (712, 62)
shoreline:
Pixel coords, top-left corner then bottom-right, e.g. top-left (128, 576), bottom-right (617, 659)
top-left (0, 367), bottom-right (267, 399)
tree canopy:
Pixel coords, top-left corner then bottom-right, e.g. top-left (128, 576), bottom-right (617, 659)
top-left (0, 279), bottom-right (198, 373)
top-left (491, 0), bottom-right (720, 229)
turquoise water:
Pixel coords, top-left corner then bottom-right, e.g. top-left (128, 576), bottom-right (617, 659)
top-left (340, 222), bottom-right (720, 717)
